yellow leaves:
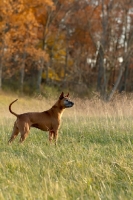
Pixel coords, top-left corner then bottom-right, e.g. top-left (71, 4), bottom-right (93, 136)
top-left (46, 33), bottom-right (65, 49)
top-left (42, 67), bottom-right (64, 81)
top-left (48, 68), bottom-right (60, 81)
top-left (68, 59), bottom-right (73, 67)
top-left (42, 68), bottom-right (59, 81)
top-left (54, 50), bottom-right (66, 63)
top-left (46, 33), bottom-right (69, 64)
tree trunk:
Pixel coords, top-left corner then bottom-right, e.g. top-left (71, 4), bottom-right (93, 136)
top-left (0, 62), bottom-right (2, 90)
top-left (37, 59), bottom-right (44, 93)
top-left (119, 62), bottom-right (129, 93)
top-left (64, 46), bottom-right (68, 80)
top-left (20, 65), bottom-right (25, 93)
top-left (20, 51), bottom-right (27, 93)
top-left (107, 65), bottom-right (124, 101)
top-left (0, 41), bottom-right (4, 90)
top-left (96, 45), bottom-right (104, 93)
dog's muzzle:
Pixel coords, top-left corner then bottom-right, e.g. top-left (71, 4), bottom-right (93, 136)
top-left (64, 100), bottom-right (74, 108)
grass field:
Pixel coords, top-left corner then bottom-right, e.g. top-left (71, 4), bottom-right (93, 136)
top-left (0, 93), bottom-right (133, 200)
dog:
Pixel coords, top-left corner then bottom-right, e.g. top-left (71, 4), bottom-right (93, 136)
top-left (8, 92), bottom-right (74, 145)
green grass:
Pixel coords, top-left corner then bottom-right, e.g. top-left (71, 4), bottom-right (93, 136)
top-left (0, 94), bottom-right (133, 199)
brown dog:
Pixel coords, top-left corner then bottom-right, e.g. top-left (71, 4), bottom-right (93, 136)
top-left (8, 92), bottom-right (74, 145)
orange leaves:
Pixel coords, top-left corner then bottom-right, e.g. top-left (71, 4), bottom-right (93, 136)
top-left (9, 8), bottom-right (38, 28)
top-left (26, 46), bottom-right (49, 61)
top-left (0, 2), bottom-right (42, 73)
top-left (46, 32), bottom-right (67, 63)
top-left (23, 0), bottom-right (54, 8)
top-left (59, 0), bottom-right (75, 5)
top-left (28, 0), bottom-right (55, 26)
top-left (33, 6), bottom-right (48, 26)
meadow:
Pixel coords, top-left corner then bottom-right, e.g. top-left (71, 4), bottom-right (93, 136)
top-left (0, 93), bottom-right (133, 200)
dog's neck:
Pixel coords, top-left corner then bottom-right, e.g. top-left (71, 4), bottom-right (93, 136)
top-left (51, 101), bottom-right (65, 116)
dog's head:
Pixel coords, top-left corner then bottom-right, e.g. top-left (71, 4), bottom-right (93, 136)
top-left (59, 92), bottom-right (74, 108)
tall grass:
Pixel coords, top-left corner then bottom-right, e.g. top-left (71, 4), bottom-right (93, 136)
top-left (0, 93), bottom-right (133, 200)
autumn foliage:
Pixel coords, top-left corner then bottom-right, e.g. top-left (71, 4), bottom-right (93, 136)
top-left (0, 0), bottom-right (133, 99)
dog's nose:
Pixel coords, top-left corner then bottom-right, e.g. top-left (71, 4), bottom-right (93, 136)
top-left (71, 102), bottom-right (74, 106)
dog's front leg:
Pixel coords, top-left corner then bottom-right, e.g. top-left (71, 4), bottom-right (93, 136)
top-left (49, 130), bottom-right (58, 145)
top-left (53, 130), bottom-right (58, 146)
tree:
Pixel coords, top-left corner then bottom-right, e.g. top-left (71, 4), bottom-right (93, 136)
top-left (89, 0), bottom-right (133, 100)
top-left (1, 0), bottom-right (50, 92)
top-left (1, 0), bottom-right (133, 98)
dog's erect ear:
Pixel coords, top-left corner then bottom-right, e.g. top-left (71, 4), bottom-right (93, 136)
top-left (59, 92), bottom-right (64, 100)
top-left (65, 93), bottom-right (69, 97)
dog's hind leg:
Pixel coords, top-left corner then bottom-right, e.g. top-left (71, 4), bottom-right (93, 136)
top-left (8, 122), bottom-right (19, 144)
top-left (49, 131), bottom-right (54, 143)
top-left (19, 123), bottom-right (30, 143)
top-left (53, 130), bottom-right (58, 146)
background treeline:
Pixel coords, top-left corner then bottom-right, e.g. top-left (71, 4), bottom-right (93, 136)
top-left (0, 0), bottom-right (133, 100)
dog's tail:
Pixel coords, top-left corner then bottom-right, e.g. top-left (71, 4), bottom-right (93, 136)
top-left (9, 99), bottom-right (18, 117)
